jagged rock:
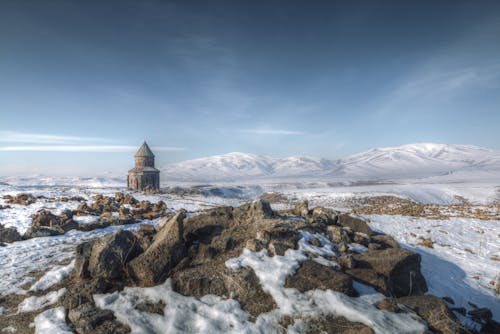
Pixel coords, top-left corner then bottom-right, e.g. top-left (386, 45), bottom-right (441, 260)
top-left (296, 314), bottom-right (374, 334)
top-left (337, 254), bottom-right (356, 269)
top-left (337, 242), bottom-right (349, 253)
top-left (77, 219), bottom-right (110, 232)
top-left (268, 240), bottom-right (291, 256)
top-left (292, 200), bottom-right (310, 217)
top-left (74, 242), bottom-right (93, 279)
top-left (30, 208), bottom-right (77, 233)
top-left (371, 234), bottom-right (399, 248)
top-left (75, 230), bottom-right (142, 280)
top-left (133, 224), bottom-right (156, 250)
top-left (68, 302), bottom-right (130, 334)
top-left (3, 193), bottom-right (37, 205)
top-left (0, 224), bottom-right (21, 243)
top-left (311, 206), bottom-right (338, 225)
top-left (173, 267), bottom-right (276, 317)
top-left (285, 260), bottom-right (357, 296)
top-left (24, 226), bottom-right (63, 238)
top-left (376, 298), bottom-right (401, 313)
top-left (327, 225), bottom-right (351, 243)
top-left (337, 214), bottom-right (373, 236)
top-left (62, 277), bottom-right (113, 309)
top-left (346, 269), bottom-right (390, 294)
top-left (368, 243), bottom-right (382, 250)
top-left (398, 295), bottom-right (467, 334)
top-left (128, 210), bottom-right (187, 286)
top-left (353, 232), bottom-right (371, 246)
top-left (353, 248), bottom-right (427, 297)
top-left (245, 239), bottom-right (266, 252)
top-left (30, 209), bottom-right (61, 227)
top-left (235, 199), bottom-right (275, 219)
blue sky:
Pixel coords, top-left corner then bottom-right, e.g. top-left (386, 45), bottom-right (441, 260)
top-left (1, 0), bottom-right (499, 175)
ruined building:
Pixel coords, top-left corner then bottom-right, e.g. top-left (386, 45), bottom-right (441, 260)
top-left (127, 141), bottom-right (160, 192)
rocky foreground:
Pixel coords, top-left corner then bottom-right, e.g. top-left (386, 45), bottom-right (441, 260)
top-left (1, 196), bottom-right (499, 333)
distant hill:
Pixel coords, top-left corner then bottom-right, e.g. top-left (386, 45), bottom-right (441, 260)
top-left (161, 143), bottom-right (500, 182)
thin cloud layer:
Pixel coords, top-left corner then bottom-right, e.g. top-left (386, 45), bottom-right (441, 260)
top-left (0, 145), bottom-right (185, 152)
top-left (0, 131), bottom-right (106, 144)
top-left (239, 128), bottom-right (303, 135)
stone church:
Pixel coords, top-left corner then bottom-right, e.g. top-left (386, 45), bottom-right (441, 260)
top-left (127, 141), bottom-right (160, 192)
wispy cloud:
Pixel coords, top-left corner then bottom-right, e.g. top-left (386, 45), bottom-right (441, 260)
top-left (239, 128), bottom-right (304, 135)
top-left (377, 61), bottom-right (500, 117)
top-left (0, 131), bottom-right (106, 144)
top-left (0, 146), bottom-right (185, 152)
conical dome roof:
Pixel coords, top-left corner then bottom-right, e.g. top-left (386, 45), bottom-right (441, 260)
top-left (135, 141), bottom-right (155, 157)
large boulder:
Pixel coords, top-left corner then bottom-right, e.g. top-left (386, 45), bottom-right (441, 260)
top-left (337, 214), bottom-right (372, 236)
top-left (285, 260), bottom-right (357, 296)
top-left (3, 193), bottom-right (37, 205)
top-left (30, 209), bottom-right (61, 227)
top-left (24, 226), bottom-right (64, 239)
top-left (346, 269), bottom-right (390, 295)
top-left (295, 315), bottom-right (374, 334)
top-left (234, 199), bottom-right (275, 220)
top-left (327, 225), bottom-right (352, 243)
top-left (128, 210), bottom-right (187, 286)
top-left (0, 224), bottom-right (21, 243)
top-left (353, 248), bottom-right (427, 297)
top-left (173, 266), bottom-right (276, 317)
top-left (292, 200), bottom-right (310, 217)
top-left (371, 234), bottom-right (399, 249)
top-left (397, 296), bottom-right (467, 334)
top-left (74, 230), bottom-right (141, 280)
top-left (30, 209), bottom-right (77, 232)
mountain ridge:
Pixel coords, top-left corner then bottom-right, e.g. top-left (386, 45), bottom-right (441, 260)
top-left (161, 143), bottom-right (500, 182)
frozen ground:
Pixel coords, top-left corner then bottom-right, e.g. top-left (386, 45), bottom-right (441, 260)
top-left (0, 177), bottom-right (499, 333)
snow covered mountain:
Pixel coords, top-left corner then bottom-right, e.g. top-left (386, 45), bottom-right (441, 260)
top-left (161, 143), bottom-right (500, 182)
top-left (161, 152), bottom-right (335, 181)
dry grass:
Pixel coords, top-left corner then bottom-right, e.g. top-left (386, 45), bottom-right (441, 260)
top-left (349, 196), bottom-right (499, 220)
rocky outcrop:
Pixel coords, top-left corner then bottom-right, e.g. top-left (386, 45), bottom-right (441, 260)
top-left (285, 260), bottom-right (356, 296)
top-left (127, 210), bottom-right (187, 286)
top-left (0, 224), bottom-right (21, 243)
top-left (68, 302), bottom-right (130, 334)
top-left (337, 214), bottom-right (373, 236)
top-left (2, 193), bottom-right (38, 205)
top-left (352, 248), bottom-right (427, 297)
top-left (397, 295), bottom-right (467, 334)
top-left (58, 199), bottom-right (495, 333)
top-left (27, 209), bottom-right (77, 238)
top-left (74, 230), bottom-right (142, 280)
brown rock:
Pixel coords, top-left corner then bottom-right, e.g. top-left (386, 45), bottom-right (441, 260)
top-left (376, 298), bottom-right (400, 313)
top-left (353, 248), bottom-right (427, 297)
top-left (337, 214), bottom-right (372, 236)
top-left (398, 295), bottom-right (467, 334)
top-left (128, 210), bottom-right (187, 286)
top-left (0, 224), bottom-right (21, 243)
top-left (346, 269), bottom-right (390, 295)
top-left (87, 230), bottom-right (142, 279)
top-left (371, 234), bottom-right (399, 249)
top-left (292, 200), bottom-right (310, 217)
top-left (285, 260), bottom-right (357, 296)
top-left (299, 314), bottom-right (374, 334)
top-left (327, 225), bottom-right (351, 243)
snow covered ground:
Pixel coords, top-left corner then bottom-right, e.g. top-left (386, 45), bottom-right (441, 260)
top-left (0, 175), bottom-right (499, 332)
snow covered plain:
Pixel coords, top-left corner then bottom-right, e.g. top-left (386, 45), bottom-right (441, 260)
top-left (0, 143), bottom-right (499, 332)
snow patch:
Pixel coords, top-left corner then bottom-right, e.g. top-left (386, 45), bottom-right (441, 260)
top-left (29, 260), bottom-right (75, 292)
top-left (18, 288), bottom-right (66, 313)
top-left (34, 307), bottom-right (73, 334)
